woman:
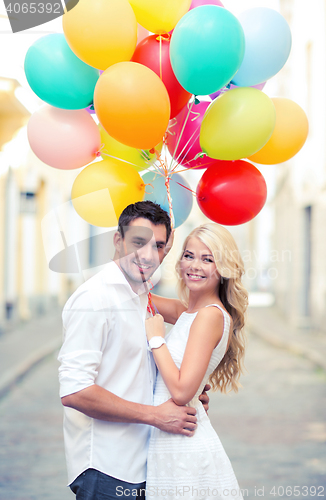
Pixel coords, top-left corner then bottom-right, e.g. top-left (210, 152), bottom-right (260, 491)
top-left (145, 223), bottom-right (248, 500)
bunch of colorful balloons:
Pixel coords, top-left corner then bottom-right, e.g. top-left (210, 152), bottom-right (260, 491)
top-left (24, 0), bottom-right (309, 228)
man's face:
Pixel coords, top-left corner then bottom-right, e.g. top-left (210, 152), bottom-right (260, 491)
top-left (114, 218), bottom-right (167, 287)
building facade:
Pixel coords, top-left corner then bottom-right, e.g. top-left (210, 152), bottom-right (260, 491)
top-left (271, 0), bottom-right (326, 330)
top-left (0, 77), bottom-right (88, 330)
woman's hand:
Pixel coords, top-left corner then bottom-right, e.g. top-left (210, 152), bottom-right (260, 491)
top-left (198, 384), bottom-right (211, 414)
top-left (145, 314), bottom-right (166, 341)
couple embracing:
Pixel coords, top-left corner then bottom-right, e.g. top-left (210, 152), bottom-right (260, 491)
top-left (58, 200), bottom-right (248, 500)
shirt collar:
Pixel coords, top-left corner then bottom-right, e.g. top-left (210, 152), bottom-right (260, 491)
top-left (103, 260), bottom-right (149, 299)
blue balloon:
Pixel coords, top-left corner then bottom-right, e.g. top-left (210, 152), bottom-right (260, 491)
top-left (232, 8), bottom-right (292, 87)
top-left (142, 172), bottom-right (193, 228)
top-left (170, 6), bottom-right (245, 96)
top-left (24, 34), bottom-right (100, 110)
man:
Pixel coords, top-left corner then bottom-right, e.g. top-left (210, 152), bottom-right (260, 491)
top-left (58, 201), bottom-right (208, 499)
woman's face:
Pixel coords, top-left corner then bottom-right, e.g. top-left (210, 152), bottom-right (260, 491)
top-left (179, 237), bottom-right (220, 294)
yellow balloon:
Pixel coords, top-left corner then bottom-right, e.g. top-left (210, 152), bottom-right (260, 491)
top-left (129, 0), bottom-right (192, 34)
top-left (248, 98), bottom-right (309, 164)
top-left (200, 88), bottom-right (276, 161)
top-left (71, 159), bottom-right (145, 227)
top-left (99, 125), bottom-right (162, 172)
top-left (63, 0), bottom-right (137, 70)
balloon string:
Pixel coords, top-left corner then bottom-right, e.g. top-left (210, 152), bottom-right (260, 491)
top-left (152, 148), bottom-right (170, 179)
top-left (180, 129), bottom-right (201, 164)
top-left (174, 181), bottom-right (198, 197)
top-left (151, 147), bottom-right (175, 230)
top-left (139, 149), bottom-right (153, 162)
top-left (170, 124), bottom-right (201, 172)
top-left (170, 99), bottom-right (195, 171)
top-left (189, 110), bottom-right (201, 121)
top-left (174, 180), bottom-right (204, 201)
top-left (96, 143), bottom-right (106, 157)
top-left (159, 35), bottom-right (163, 81)
top-left (147, 292), bottom-right (158, 316)
top-left (156, 33), bottom-right (170, 81)
top-left (176, 158), bottom-right (212, 172)
top-left (170, 125), bottom-right (201, 173)
top-left (144, 182), bottom-right (155, 195)
top-left (165, 175), bottom-right (175, 230)
top-left (101, 152), bottom-right (150, 169)
top-left (166, 118), bottom-right (178, 136)
top-left (151, 164), bottom-right (166, 178)
top-left (163, 132), bottom-right (168, 168)
top-left (156, 33), bottom-right (171, 42)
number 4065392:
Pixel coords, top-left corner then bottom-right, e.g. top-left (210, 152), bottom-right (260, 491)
top-left (6, 3), bottom-right (62, 15)
top-left (270, 486), bottom-right (324, 497)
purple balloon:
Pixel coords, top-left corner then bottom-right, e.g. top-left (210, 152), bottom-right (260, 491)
top-left (210, 81), bottom-right (266, 100)
top-left (190, 0), bottom-right (224, 9)
top-left (85, 104), bottom-right (96, 115)
top-left (209, 88), bottom-right (224, 100)
top-left (253, 82), bottom-right (266, 91)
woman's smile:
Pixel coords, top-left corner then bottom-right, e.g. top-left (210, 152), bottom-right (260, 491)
top-left (186, 272), bottom-right (206, 281)
top-left (180, 237), bottom-right (220, 292)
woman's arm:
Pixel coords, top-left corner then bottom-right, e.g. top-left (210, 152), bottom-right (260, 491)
top-left (151, 294), bottom-right (187, 325)
top-left (145, 308), bottom-right (226, 405)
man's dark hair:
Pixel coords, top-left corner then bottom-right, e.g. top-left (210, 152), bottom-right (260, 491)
top-left (118, 201), bottom-right (172, 243)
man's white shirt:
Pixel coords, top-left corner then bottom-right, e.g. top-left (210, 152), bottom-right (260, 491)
top-left (58, 260), bottom-right (156, 485)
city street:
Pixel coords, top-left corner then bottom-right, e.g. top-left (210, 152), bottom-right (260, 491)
top-left (0, 2), bottom-right (324, 500)
top-left (0, 331), bottom-right (325, 500)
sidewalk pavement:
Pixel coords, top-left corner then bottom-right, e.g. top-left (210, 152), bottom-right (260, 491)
top-left (247, 306), bottom-right (326, 372)
top-left (0, 304), bottom-right (325, 400)
top-left (0, 309), bottom-right (63, 399)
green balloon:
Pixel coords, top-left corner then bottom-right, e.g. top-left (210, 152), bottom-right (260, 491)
top-left (170, 6), bottom-right (245, 96)
top-left (24, 34), bottom-right (100, 110)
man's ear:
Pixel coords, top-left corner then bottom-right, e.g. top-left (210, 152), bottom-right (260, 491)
top-left (113, 231), bottom-right (122, 255)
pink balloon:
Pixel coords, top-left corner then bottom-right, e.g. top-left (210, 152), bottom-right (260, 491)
top-left (167, 101), bottom-right (217, 170)
top-left (27, 106), bottom-right (101, 170)
top-left (190, 0), bottom-right (224, 9)
top-left (137, 24), bottom-right (150, 45)
top-left (210, 81), bottom-right (266, 100)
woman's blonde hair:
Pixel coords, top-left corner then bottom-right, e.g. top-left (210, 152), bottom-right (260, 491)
top-left (176, 223), bottom-right (248, 393)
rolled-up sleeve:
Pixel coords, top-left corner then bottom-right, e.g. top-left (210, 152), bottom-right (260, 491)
top-left (58, 289), bottom-right (108, 398)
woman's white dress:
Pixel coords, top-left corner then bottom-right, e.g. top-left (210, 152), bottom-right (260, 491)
top-left (146, 305), bottom-right (244, 500)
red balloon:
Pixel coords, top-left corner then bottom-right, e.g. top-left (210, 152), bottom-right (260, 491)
top-left (131, 35), bottom-right (191, 119)
top-left (196, 160), bottom-right (267, 225)
top-left (167, 101), bottom-right (218, 169)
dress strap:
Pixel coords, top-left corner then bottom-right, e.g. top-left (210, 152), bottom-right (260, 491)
top-left (205, 304), bottom-right (231, 345)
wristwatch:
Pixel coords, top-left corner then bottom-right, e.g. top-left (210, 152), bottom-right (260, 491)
top-left (148, 336), bottom-right (166, 352)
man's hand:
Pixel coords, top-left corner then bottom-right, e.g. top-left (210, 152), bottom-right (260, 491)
top-left (153, 399), bottom-right (197, 437)
top-left (198, 384), bottom-right (211, 414)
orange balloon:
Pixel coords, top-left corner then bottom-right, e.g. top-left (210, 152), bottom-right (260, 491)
top-left (248, 98), bottom-right (309, 165)
top-left (94, 62), bottom-right (171, 150)
top-left (71, 159), bottom-right (145, 227)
